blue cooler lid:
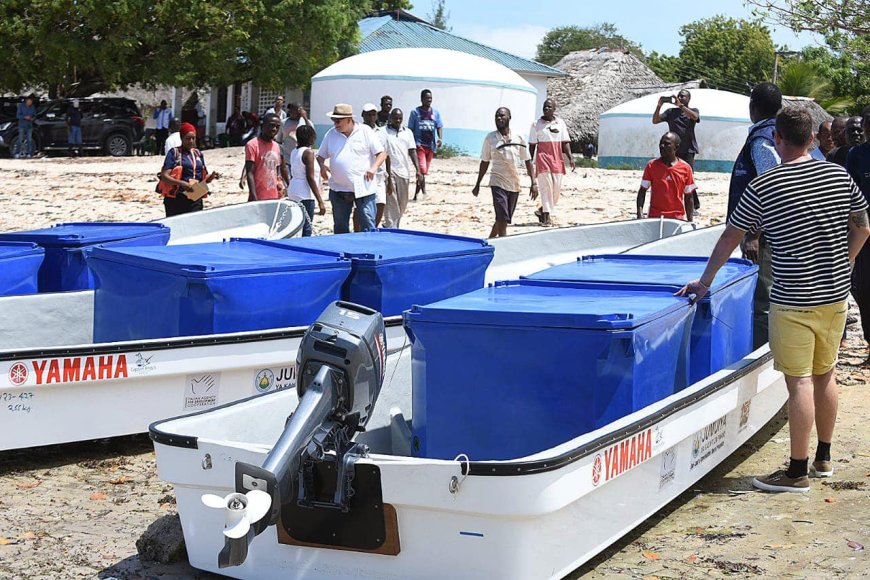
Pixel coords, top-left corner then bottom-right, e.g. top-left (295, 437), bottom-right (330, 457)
top-left (0, 222), bottom-right (169, 247)
top-left (0, 241), bottom-right (44, 259)
top-left (263, 229), bottom-right (492, 265)
top-left (526, 254), bottom-right (757, 293)
top-left (406, 279), bottom-right (692, 330)
top-left (86, 239), bottom-right (350, 278)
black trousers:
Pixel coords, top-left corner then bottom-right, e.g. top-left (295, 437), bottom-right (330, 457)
top-left (155, 128), bottom-right (169, 154)
top-left (852, 244), bottom-right (870, 342)
top-left (682, 153), bottom-right (700, 209)
top-left (163, 195), bottom-right (203, 217)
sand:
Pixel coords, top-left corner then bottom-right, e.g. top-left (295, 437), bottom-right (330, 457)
top-left (0, 150), bottom-right (867, 579)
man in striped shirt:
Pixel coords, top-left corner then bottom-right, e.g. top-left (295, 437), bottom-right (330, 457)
top-left (678, 107), bottom-right (870, 493)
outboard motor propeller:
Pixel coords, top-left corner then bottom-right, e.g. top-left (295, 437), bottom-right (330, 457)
top-left (203, 301), bottom-right (386, 568)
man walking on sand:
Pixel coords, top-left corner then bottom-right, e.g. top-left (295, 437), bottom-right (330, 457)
top-left (677, 107), bottom-right (870, 493)
top-left (383, 108), bottom-right (421, 228)
top-left (245, 113), bottom-right (288, 201)
top-left (362, 103), bottom-right (392, 227)
top-left (408, 89), bottom-right (443, 200)
top-left (728, 82), bottom-right (782, 349)
top-left (472, 107), bottom-right (537, 238)
top-left (316, 103), bottom-right (386, 234)
top-left (653, 89), bottom-right (701, 213)
top-left (529, 99), bottom-right (574, 226)
top-left (15, 95), bottom-right (37, 159)
top-left (636, 132), bottom-right (696, 222)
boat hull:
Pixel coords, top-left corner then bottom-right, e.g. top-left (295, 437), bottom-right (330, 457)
top-left (0, 322), bottom-right (407, 451)
top-left (153, 347), bottom-right (784, 579)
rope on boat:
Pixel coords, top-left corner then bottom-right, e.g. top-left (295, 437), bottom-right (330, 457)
top-left (449, 454), bottom-right (470, 494)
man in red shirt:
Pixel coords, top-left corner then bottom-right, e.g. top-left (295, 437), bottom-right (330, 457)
top-left (636, 132), bottom-right (696, 222)
top-left (245, 113), bottom-right (288, 201)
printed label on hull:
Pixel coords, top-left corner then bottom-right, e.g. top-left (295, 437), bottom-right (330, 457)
top-left (592, 429), bottom-right (654, 486)
top-left (5, 355), bottom-right (129, 387)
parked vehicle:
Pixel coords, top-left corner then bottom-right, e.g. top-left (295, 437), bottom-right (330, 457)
top-left (0, 97), bottom-right (144, 157)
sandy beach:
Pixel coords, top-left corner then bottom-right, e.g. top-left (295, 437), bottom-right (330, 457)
top-left (0, 150), bottom-right (868, 579)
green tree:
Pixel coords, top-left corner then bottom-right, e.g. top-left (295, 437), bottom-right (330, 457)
top-left (427, 0), bottom-right (450, 31)
top-left (0, 0), bottom-right (371, 98)
top-left (534, 24), bottom-right (644, 65)
top-left (647, 16), bottom-right (775, 93)
top-left (369, 1), bottom-right (414, 10)
top-left (746, 0), bottom-right (869, 112)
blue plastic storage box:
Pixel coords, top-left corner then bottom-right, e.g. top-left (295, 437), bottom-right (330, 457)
top-left (0, 222), bottom-right (171, 292)
top-left (526, 254), bottom-right (757, 384)
top-left (0, 242), bottom-right (45, 296)
top-left (87, 239), bottom-right (352, 342)
top-left (403, 279), bottom-right (695, 460)
top-left (263, 230), bottom-right (494, 316)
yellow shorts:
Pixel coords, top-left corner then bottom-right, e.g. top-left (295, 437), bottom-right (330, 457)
top-left (769, 300), bottom-right (847, 377)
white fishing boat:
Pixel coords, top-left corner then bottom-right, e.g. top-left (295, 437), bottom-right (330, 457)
top-left (147, 223), bottom-right (784, 580)
top-left (0, 219), bottom-right (692, 451)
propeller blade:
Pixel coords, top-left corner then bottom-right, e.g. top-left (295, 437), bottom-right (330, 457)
top-left (201, 494), bottom-right (227, 509)
top-left (244, 490), bottom-right (273, 525)
top-left (223, 518), bottom-right (251, 540)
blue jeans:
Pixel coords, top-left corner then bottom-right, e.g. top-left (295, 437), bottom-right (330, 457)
top-left (16, 127), bottom-right (33, 157)
top-left (68, 125), bottom-right (82, 146)
top-left (329, 190), bottom-right (376, 234)
top-left (299, 199), bottom-right (315, 237)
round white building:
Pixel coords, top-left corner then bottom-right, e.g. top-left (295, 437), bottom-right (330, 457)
top-left (310, 48), bottom-right (537, 156)
top-left (598, 89), bottom-right (752, 173)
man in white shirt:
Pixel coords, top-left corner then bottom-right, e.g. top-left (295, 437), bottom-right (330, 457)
top-left (383, 108), bottom-right (420, 228)
top-left (316, 103), bottom-right (386, 234)
top-left (362, 103), bottom-right (391, 226)
top-left (152, 100), bottom-right (173, 153)
top-left (163, 118), bottom-right (182, 155)
top-left (472, 107), bottom-right (537, 238)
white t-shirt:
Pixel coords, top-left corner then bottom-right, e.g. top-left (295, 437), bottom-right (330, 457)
top-left (164, 132), bottom-right (181, 155)
top-left (289, 146), bottom-right (314, 201)
top-left (385, 125), bottom-right (417, 179)
top-left (480, 130), bottom-right (531, 192)
top-left (317, 122), bottom-right (384, 195)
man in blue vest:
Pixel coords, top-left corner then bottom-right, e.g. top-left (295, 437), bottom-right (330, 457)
top-left (727, 82), bottom-right (782, 348)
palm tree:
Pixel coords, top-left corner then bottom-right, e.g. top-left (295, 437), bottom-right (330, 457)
top-left (778, 60), bottom-right (853, 114)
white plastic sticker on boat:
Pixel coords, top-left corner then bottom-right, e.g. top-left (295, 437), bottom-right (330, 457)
top-left (659, 447), bottom-right (677, 489)
top-left (129, 352), bottom-right (157, 376)
top-left (689, 416), bottom-right (727, 470)
top-left (255, 366), bottom-right (297, 393)
top-left (184, 373), bottom-right (221, 410)
top-left (738, 400), bottom-right (752, 432)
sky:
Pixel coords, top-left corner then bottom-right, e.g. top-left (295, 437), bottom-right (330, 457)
top-left (433, 0), bottom-right (825, 60)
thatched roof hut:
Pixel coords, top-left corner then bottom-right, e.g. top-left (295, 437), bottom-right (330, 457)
top-left (782, 96), bottom-right (833, 129)
top-left (547, 48), bottom-right (702, 148)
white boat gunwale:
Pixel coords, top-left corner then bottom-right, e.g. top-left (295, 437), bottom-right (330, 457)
top-left (148, 349), bottom-right (774, 476)
top-left (0, 316), bottom-right (405, 363)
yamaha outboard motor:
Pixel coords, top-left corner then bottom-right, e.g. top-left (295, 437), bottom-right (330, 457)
top-left (201, 301), bottom-right (386, 568)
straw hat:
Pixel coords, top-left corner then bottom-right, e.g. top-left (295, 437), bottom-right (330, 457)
top-left (327, 103), bottom-right (354, 119)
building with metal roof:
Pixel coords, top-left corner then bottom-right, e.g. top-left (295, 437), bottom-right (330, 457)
top-left (358, 10), bottom-right (566, 114)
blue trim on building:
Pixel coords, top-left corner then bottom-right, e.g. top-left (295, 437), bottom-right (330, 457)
top-left (314, 74), bottom-right (536, 94)
top-left (598, 155), bottom-right (735, 173)
top-left (313, 124), bottom-right (485, 157)
top-left (600, 112), bottom-right (751, 124)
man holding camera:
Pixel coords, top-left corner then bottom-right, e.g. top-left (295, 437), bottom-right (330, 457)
top-left (653, 89), bottom-right (701, 212)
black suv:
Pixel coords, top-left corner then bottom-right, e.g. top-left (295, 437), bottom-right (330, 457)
top-left (0, 97), bottom-right (144, 156)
